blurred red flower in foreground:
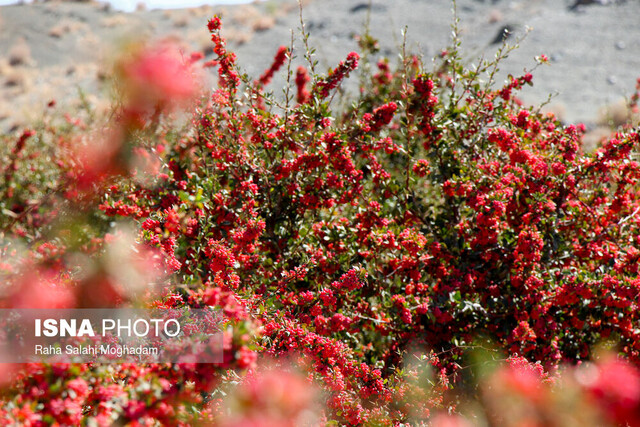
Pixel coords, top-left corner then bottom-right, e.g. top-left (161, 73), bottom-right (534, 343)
top-left (70, 129), bottom-right (128, 191)
top-left (69, 41), bottom-right (200, 191)
top-left (5, 268), bottom-right (75, 309)
top-left (221, 366), bottom-right (319, 427)
top-left (115, 40), bottom-right (199, 126)
top-left (577, 357), bottom-right (640, 427)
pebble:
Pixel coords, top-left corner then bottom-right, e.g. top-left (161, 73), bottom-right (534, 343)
top-left (607, 75), bottom-right (617, 85)
top-left (615, 41), bottom-right (626, 50)
top-left (551, 52), bottom-right (563, 62)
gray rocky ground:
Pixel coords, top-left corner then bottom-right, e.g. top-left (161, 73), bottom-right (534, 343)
top-left (1, 0), bottom-right (639, 135)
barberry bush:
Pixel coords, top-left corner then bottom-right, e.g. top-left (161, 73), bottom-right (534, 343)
top-left (2, 4), bottom-right (640, 426)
